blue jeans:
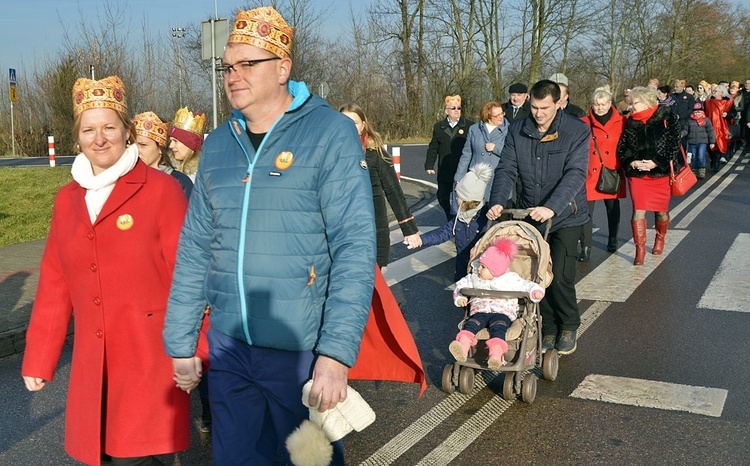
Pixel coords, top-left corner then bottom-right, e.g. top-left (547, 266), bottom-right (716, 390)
top-left (689, 143), bottom-right (708, 169)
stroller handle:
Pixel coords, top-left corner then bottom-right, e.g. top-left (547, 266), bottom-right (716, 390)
top-left (460, 288), bottom-right (529, 299)
top-left (498, 208), bottom-right (553, 241)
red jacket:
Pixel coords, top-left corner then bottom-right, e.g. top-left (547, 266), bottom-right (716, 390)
top-left (704, 97), bottom-right (733, 154)
top-left (581, 109), bottom-right (627, 201)
top-left (22, 161), bottom-right (191, 465)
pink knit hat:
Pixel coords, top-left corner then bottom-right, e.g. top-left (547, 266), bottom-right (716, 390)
top-left (479, 238), bottom-right (518, 277)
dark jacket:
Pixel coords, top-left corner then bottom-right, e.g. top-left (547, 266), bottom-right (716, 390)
top-left (502, 101), bottom-right (530, 124)
top-left (489, 110), bottom-right (590, 233)
top-left (685, 117), bottom-right (716, 146)
top-left (366, 147), bottom-right (418, 267)
top-left (425, 117), bottom-right (474, 183)
top-left (671, 90), bottom-right (696, 129)
top-left (562, 103), bottom-right (586, 118)
top-left (617, 105), bottom-right (682, 179)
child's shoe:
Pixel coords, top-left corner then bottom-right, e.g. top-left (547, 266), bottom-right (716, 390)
top-left (486, 338), bottom-right (509, 370)
top-left (449, 330), bottom-right (476, 363)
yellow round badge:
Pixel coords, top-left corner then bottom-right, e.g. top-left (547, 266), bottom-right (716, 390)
top-left (116, 214), bottom-right (134, 230)
top-left (275, 151), bottom-right (294, 170)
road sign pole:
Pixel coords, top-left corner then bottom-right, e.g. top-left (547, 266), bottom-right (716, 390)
top-left (10, 100), bottom-right (14, 156)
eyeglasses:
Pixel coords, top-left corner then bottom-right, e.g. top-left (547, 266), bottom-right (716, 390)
top-left (218, 57), bottom-right (281, 75)
top-left (446, 106), bottom-right (462, 111)
top-left (490, 112), bottom-right (504, 118)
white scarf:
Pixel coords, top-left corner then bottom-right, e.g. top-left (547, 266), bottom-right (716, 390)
top-left (71, 144), bottom-right (139, 224)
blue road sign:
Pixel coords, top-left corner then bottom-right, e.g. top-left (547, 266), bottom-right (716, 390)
top-left (9, 68), bottom-right (17, 85)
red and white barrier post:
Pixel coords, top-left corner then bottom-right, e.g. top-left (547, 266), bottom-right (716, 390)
top-left (392, 146), bottom-right (401, 181)
top-left (48, 135), bottom-right (56, 167)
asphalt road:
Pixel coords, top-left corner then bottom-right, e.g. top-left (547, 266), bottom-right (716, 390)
top-left (2, 144), bottom-right (750, 464)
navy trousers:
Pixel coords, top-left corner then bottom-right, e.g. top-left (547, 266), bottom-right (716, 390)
top-left (208, 328), bottom-right (345, 465)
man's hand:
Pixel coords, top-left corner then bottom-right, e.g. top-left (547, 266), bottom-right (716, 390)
top-left (487, 204), bottom-right (503, 220)
top-left (426, 169), bottom-right (435, 175)
top-left (23, 376), bottom-right (46, 392)
top-left (529, 206), bottom-right (554, 222)
top-left (172, 357), bottom-right (202, 393)
top-left (309, 355), bottom-right (349, 413)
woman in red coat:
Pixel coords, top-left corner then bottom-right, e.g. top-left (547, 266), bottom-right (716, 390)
top-left (578, 87), bottom-right (626, 261)
top-left (21, 76), bottom-right (199, 465)
top-left (704, 84), bottom-right (735, 171)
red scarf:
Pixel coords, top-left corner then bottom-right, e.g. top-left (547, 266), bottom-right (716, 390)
top-left (690, 110), bottom-right (707, 127)
top-left (630, 105), bottom-right (658, 123)
top-left (360, 132), bottom-right (369, 152)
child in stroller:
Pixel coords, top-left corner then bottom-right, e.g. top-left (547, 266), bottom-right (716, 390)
top-left (441, 210), bottom-right (555, 402)
top-left (450, 237), bottom-right (545, 370)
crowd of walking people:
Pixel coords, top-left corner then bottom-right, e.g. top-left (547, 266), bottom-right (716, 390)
top-left (17, 2), bottom-right (750, 464)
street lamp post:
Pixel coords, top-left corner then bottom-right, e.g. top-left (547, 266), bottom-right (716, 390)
top-left (171, 27), bottom-right (187, 108)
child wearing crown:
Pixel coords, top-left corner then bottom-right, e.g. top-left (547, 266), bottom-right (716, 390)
top-left (169, 107), bottom-right (206, 182)
top-left (450, 237), bottom-right (545, 369)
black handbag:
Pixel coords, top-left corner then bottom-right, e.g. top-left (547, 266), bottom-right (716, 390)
top-left (591, 131), bottom-right (621, 194)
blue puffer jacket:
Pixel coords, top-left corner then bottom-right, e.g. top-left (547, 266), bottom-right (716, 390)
top-left (163, 81), bottom-right (376, 368)
top-left (489, 110), bottom-right (589, 232)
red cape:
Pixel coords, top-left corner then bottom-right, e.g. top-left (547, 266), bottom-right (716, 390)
top-left (350, 266), bottom-right (427, 397)
top-left (704, 98), bottom-right (733, 154)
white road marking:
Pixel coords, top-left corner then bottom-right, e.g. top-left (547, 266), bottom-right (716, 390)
top-left (575, 230), bottom-right (688, 302)
top-left (360, 374), bottom-right (497, 466)
top-left (736, 166), bottom-right (745, 171)
top-left (670, 153), bottom-right (739, 220)
top-left (698, 233), bottom-right (750, 312)
top-left (382, 242), bottom-right (456, 286)
top-left (570, 374), bottom-right (728, 417)
top-left (674, 175), bottom-right (737, 229)
top-left (390, 226), bottom-right (437, 246)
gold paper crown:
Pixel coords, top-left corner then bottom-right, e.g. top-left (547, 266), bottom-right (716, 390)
top-left (72, 76), bottom-right (127, 117)
top-left (444, 95), bottom-right (462, 106)
top-left (228, 6), bottom-right (294, 59)
top-left (171, 107), bottom-right (206, 136)
top-left (133, 112), bottom-right (168, 147)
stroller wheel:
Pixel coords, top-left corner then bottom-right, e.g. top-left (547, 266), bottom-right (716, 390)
top-left (542, 349), bottom-right (559, 381)
top-left (502, 372), bottom-right (516, 401)
top-left (521, 373), bottom-right (538, 404)
top-left (458, 366), bottom-right (475, 395)
top-left (442, 364), bottom-right (456, 394)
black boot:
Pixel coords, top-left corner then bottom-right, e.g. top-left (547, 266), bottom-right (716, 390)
top-left (578, 245), bottom-right (591, 262)
top-left (200, 396), bottom-right (212, 433)
top-left (606, 237), bottom-right (618, 252)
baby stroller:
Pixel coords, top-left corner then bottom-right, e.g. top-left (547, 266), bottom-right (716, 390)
top-left (441, 209), bottom-right (555, 404)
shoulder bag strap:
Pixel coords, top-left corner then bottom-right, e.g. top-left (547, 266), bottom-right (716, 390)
top-left (589, 115), bottom-right (605, 166)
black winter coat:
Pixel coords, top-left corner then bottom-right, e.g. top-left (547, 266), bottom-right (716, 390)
top-left (618, 105), bottom-right (682, 179)
top-left (424, 117), bottom-right (474, 183)
top-left (367, 147), bottom-right (418, 267)
top-left (502, 101), bottom-right (530, 124)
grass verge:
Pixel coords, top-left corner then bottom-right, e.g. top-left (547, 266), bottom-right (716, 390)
top-left (0, 167), bottom-right (73, 247)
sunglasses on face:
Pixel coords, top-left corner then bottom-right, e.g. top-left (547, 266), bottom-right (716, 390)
top-left (445, 106), bottom-right (462, 111)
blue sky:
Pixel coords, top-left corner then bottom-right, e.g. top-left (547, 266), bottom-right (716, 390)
top-left (0, 0), bottom-right (359, 80)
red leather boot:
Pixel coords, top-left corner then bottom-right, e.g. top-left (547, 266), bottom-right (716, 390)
top-left (632, 219), bottom-right (647, 265)
top-left (652, 217), bottom-right (670, 255)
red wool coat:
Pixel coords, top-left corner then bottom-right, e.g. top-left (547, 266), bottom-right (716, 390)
top-left (22, 161), bottom-right (191, 465)
top-left (581, 110), bottom-right (627, 201)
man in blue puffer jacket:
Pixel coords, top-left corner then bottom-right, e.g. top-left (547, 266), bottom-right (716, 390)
top-left (162, 6), bottom-right (375, 465)
top-left (487, 79), bottom-right (589, 356)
